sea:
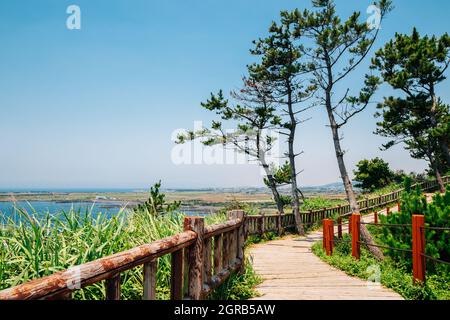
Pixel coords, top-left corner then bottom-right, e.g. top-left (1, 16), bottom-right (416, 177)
top-left (0, 188), bottom-right (208, 221)
top-left (0, 201), bottom-right (126, 219)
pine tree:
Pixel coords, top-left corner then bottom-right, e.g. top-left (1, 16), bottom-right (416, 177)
top-left (371, 28), bottom-right (450, 191)
top-left (176, 78), bottom-right (287, 216)
top-left (285, 0), bottom-right (393, 260)
top-left (249, 17), bottom-right (316, 235)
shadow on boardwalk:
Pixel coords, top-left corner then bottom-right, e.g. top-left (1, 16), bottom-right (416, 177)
top-left (248, 205), bottom-right (404, 300)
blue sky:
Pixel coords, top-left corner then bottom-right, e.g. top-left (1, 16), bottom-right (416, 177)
top-left (0, 0), bottom-right (449, 189)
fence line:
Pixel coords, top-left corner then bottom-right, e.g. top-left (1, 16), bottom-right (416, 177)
top-left (323, 213), bottom-right (450, 285)
top-left (246, 176), bottom-right (449, 236)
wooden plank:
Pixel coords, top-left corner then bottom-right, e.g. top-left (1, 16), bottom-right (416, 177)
top-left (222, 231), bottom-right (229, 268)
top-left (412, 215), bottom-right (426, 284)
top-left (213, 234), bottom-right (223, 276)
top-left (105, 274), bottom-right (121, 300)
top-left (171, 249), bottom-right (184, 300)
top-left (184, 217), bottom-right (205, 300)
top-left (203, 237), bottom-right (212, 286)
top-left (204, 219), bottom-right (241, 239)
top-left (248, 208), bottom-right (403, 300)
top-left (143, 259), bottom-right (157, 300)
top-left (351, 214), bottom-right (361, 260)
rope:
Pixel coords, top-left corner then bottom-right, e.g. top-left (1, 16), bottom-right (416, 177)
top-left (357, 241), bottom-right (412, 254)
top-left (421, 226), bottom-right (450, 231)
top-left (360, 222), bottom-right (411, 229)
top-left (421, 254), bottom-right (450, 266)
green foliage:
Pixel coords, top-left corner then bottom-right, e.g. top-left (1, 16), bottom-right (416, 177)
top-left (134, 181), bottom-right (181, 216)
top-left (0, 206), bottom-right (183, 299)
top-left (300, 197), bottom-right (345, 211)
top-left (175, 78), bottom-right (287, 214)
top-left (353, 158), bottom-right (395, 192)
top-left (312, 237), bottom-right (450, 300)
top-left (264, 162), bottom-right (292, 187)
top-left (218, 199), bottom-right (260, 217)
top-left (375, 182), bottom-right (450, 274)
top-left (209, 259), bottom-right (262, 300)
top-left (372, 28), bottom-right (450, 175)
top-left (0, 202), bottom-right (259, 300)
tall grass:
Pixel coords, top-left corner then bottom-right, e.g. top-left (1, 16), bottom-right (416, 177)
top-left (0, 205), bottom-right (254, 300)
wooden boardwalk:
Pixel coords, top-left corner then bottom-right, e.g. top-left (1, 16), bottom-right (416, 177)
top-left (249, 205), bottom-right (404, 300)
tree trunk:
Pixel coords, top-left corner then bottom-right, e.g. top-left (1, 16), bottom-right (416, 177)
top-left (430, 155), bottom-right (446, 193)
top-left (257, 131), bottom-right (285, 216)
top-left (325, 90), bottom-right (385, 261)
top-left (261, 163), bottom-right (285, 215)
top-left (287, 85), bottom-right (305, 236)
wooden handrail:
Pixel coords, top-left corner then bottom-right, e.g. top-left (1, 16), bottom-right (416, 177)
top-left (0, 230), bottom-right (197, 300)
top-left (0, 213), bottom-right (247, 301)
top-left (204, 218), bottom-right (241, 239)
top-left (245, 175), bottom-right (449, 235)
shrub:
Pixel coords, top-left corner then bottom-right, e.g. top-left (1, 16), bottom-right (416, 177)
top-left (373, 179), bottom-right (450, 274)
top-left (134, 181), bottom-right (181, 215)
top-left (353, 158), bottom-right (396, 192)
top-left (312, 239), bottom-right (449, 300)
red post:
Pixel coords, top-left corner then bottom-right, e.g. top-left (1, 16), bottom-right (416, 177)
top-left (337, 217), bottom-right (343, 239)
top-left (327, 220), bottom-right (334, 256)
top-left (374, 211), bottom-right (378, 224)
top-left (397, 202), bottom-right (401, 213)
top-left (323, 219), bottom-right (334, 256)
top-left (351, 214), bottom-right (361, 260)
top-left (386, 206), bottom-right (390, 216)
top-left (412, 215), bottom-right (426, 284)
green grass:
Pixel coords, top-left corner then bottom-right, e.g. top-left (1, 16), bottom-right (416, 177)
top-left (300, 197), bottom-right (346, 211)
top-left (311, 235), bottom-right (450, 300)
top-left (0, 205), bottom-right (259, 300)
top-left (209, 258), bottom-right (262, 300)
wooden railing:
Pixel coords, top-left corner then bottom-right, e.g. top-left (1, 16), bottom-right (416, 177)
top-left (0, 211), bottom-right (246, 300)
top-left (323, 213), bottom-right (450, 284)
top-left (245, 176), bottom-right (449, 235)
top-left (0, 176), bottom-right (447, 300)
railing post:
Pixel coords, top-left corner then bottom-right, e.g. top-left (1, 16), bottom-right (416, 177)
top-left (326, 219), bottom-right (334, 256)
top-left (348, 215), bottom-right (352, 234)
top-left (258, 213), bottom-right (265, 235)
top-left (412, 215), bottom-right (426, 285)
top-left (143, 259), bottom-right (157, 300)
top-left (184, 216), bottom-right (205, 300)
top-left (170, 249), bottom-right (184, 300)
top-left (351, 214), bottom-right (361, 260)
top-left (276, 214), bottom-right (283, 236)
top-left (374, 211), bottom-right (378, 225)
top-left (397, 202), bottom-right (401, 213)
top-left (213, 234), bottom-right (222, 276)
top-left (386, 206), bottom-right (390, 216)
top-left (105, 274), bottom-right (121, 300)
top-left (337, 217), bottom-right (342, 239)
top-left (228, 210), bottom-right (246, 272)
